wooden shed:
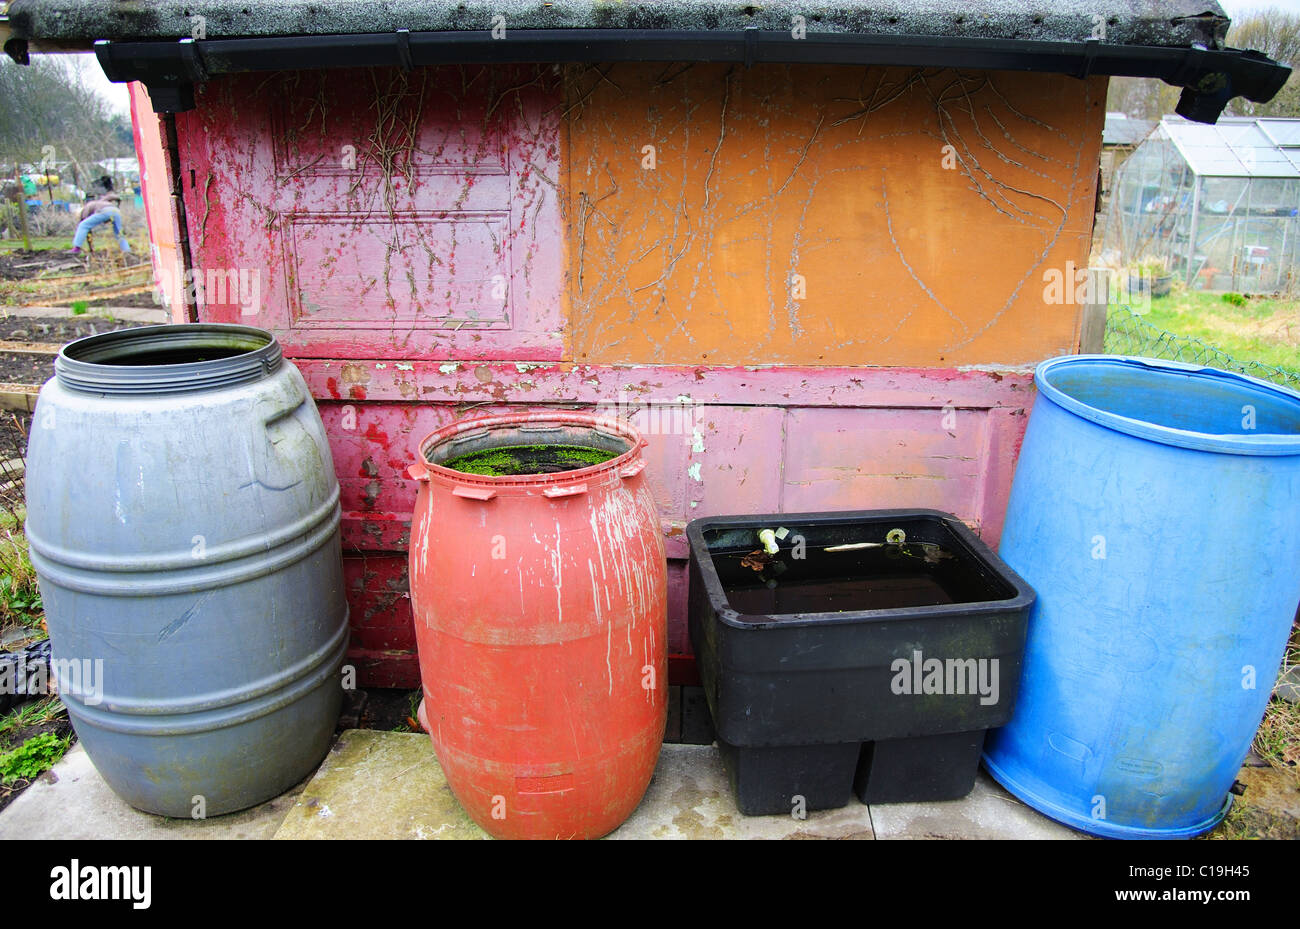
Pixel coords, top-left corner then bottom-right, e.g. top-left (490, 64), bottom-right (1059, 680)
top-left (4, 0), bottom-right (1289, 688)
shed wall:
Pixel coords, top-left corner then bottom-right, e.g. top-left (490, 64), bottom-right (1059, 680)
top-left (138, 63), bottom-right (1104, 686)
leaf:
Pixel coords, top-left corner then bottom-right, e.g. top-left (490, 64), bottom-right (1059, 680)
top-left (740, 550), bottom-right (771, 572)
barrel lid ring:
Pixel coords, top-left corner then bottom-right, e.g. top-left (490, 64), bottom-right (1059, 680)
top-left (55, 323), bottom-right (283, 395)
top-left (1035, 354), bottom-right (1300, 457)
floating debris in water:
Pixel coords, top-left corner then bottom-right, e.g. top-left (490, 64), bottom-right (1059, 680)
top-left (740, 550), bottom-right (772, 572)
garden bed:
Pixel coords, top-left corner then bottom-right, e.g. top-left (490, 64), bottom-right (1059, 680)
top-left (0, 696), bottom-right (72, 817)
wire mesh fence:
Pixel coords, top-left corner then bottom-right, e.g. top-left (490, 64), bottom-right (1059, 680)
top-left (1104, 304), bottom-right (1300, 393)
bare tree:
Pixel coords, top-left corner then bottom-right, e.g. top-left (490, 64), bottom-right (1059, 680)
top-left (1105, 77), bottom-right (1181, 120)
top-left (0, 55), bottom-right (132, 186)
top-left (1224, 8), bottom-right (1300, 117)
top-left (1107, 7), bottom-right (1300, 120)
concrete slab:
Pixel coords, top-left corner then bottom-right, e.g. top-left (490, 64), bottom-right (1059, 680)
top-left (0, 731), bottom-right (1103, 840)
top-left (609, 744), bottom-right (874, 839)
top-left (273, 730), bottom-right (488, 840)
top-left (868, 770), bottom-right (1087, 840)
top-left (0, 744), bottom-right (304, 840)
top-left (277, 733), bottom-right (873, 840)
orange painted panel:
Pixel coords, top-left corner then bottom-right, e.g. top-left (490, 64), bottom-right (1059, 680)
top-left (565, 64), bottom-right (1105, 367)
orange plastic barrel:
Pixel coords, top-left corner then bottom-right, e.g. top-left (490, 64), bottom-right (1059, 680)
top-left (407, 412), bottom-right (667, 839)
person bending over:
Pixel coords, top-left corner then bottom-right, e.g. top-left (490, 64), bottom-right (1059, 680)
top-left (71, 194), bottom-right (130, 255)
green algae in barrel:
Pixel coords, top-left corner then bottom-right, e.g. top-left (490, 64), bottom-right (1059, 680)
top-left (443, 444), bottom-right (617, 476)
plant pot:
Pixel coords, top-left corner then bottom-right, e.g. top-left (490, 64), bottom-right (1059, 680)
top-left (1129, 272), bottom-right (1172, 297)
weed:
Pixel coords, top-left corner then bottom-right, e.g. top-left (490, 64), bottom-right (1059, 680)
top-left (0, 576), bottom-right (42, 623)
top-left (70, 300), bottom-right (88, 315)
top-left (0, 697), bottom-right (65, 745)
top-left (405, 689), bottom-right (424, 732)
top-left (1221, 292), bottom-right (1248, 307)
top-left (442, 444), bottom-right (617, 476)
top-left (0, 731), bottom-right (70, 783)
top-left (1254, 626), bottom-right (1300, 769)
top-left (1135, 258), bottom-right (1170, 277)
top-left (0, 531), bottom-right (42, 628)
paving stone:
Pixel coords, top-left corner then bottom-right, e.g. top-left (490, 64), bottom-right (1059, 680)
top-left (273, 729), bottom-right (488, 840)
top-left (0, 744), bottom-right (303, 840)
top-left (609, 744), bottom-right (874, 839)
top-left (1, 730), bottom-right (1095, 841)
top-left (867, 769), bottom-right (1088, 840)
top-left (275, 734), bottom-right (875, 839)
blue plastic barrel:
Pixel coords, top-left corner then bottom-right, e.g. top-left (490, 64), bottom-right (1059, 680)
top-left (984, 355), bottom-right (1300, 839)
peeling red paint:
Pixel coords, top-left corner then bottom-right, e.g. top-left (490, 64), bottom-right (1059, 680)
top-left (362, 422), bottom-right (388, 446)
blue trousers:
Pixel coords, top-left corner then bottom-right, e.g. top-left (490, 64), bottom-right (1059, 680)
top-left (73, 208), bottom-right (130, 252)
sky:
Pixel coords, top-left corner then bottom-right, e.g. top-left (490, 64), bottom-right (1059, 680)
top-left (72, 54), bottom-right (130, 117)
top-left (1219, 0), bottom-right (1300, 15)
top-left (63, 0), bottom-right (1300, 118)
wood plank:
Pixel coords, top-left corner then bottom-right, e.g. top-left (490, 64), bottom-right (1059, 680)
top-left (0, 384), bottom-right (39, 412)
top-left (0, 341), bottom-right (61, 355)
top-left (299, 360), bottom-right (1034, 407)
top-left (1080, 267), bottom-right (1110, 354)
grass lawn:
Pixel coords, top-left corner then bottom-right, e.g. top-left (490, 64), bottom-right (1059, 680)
top-left (0, 236), bottom-right (74, 253)
top-left (1119, 288), bottom-right (1300, 376)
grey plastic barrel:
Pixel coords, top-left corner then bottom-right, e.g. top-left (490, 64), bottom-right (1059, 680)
top-left (25, 324), bottom-right (348, 817)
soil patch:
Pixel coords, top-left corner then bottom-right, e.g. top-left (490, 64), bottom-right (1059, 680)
top-left (0, 315), bottom-right (153, 384)
top-left (0, 250), bottom-right (81, 282)
top-left (0, 411), bottom-right (29, 472)
top-left (0, 354), bottom-right (53, 385)
top-left (0, 314), bottom-right (149, 344)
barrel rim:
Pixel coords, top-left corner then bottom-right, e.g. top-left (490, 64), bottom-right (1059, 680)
top-left (687, 507), bottom-right (1037, 630)
top-left (416, 411), bottom-right (646, 488)
top-left (1036, 354), bottom-right (1300, 456)
top-left (55, 323), bottom-right (282, 395)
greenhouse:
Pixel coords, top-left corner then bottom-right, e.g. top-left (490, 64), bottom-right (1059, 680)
top-left (1101, 116), bottom-right (1300, 294)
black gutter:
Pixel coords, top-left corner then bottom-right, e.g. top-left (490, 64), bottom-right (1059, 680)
top-left (80, 27), bottom-right (1290, 123)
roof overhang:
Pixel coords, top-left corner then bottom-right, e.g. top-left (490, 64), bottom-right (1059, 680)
top-left (2, 2), bottom-right (1291, 124)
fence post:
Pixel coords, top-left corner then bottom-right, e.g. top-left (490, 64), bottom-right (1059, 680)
top-left (1080, 267), bottom-right (1109, 354)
